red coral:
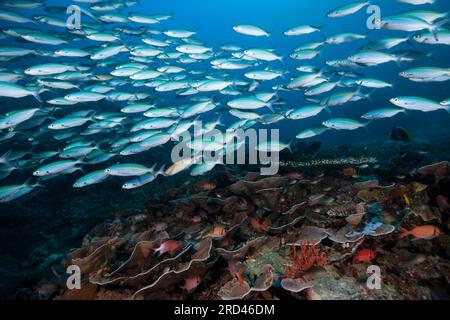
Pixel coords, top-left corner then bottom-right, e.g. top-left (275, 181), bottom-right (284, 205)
top-left (284, 241), bottom-right (327, 278)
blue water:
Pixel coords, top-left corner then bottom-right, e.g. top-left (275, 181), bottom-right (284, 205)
top-left (2, 0), bottom-right (449, 145)
top-left (131, 0), bottom-right (450, 145)
top-left (138, 0), bottom-right (442, 145)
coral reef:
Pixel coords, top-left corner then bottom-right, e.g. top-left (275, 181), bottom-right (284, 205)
top-left (34, 157), bottom-right (450, 300)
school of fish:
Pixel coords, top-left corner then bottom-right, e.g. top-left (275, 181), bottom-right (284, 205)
top-left (0, 0), bottom-right (449, 202)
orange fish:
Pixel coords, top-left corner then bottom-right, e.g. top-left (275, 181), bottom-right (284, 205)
top-left (180, 276), bottom-right (201, 292)
top-left (353, 249), bottom-right (376, 264)
top-left (341, 167), bottom-right (358, 178)
top-left (209, 226), bottom-right (226, 238)
top-left (198, 181), bottom-right (216, 190)
top-left (189, 180), bottom-right (216, 192)
top-left (399, 225), bottom-right (441, 240)
top-left (250, 218), bottom-right (270, 232)
top-left (154, 240), bottom-right (181, 256)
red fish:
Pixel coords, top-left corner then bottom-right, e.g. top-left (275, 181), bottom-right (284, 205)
top-left (180, 276), bottom-right (201, 292)
top-left (228, 261), bottom-right (247, 284)
top-left (399, 225), bottom-right (441, 240)
top-left (306, 287), bottom-right (322, 300)
top-left (287, 172), bottom-right (303, 180)
top-left (154, 240), bottom-right (181, 256)
top-left (250, 218), bottom-right (270, 232)
top-left (353, 249), bottom-right (376, 264)
top-left (208, 226), bottom-right (226, 238)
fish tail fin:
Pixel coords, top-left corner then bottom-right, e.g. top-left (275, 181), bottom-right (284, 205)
top-left (398, 227), bottom-right (409, 238)
top-left (277, 49), bottom-right (287, 67)
top-left (22, 177), bottom-right (34, 187)
top-left (287, 140), bottom-right (294, 154)
top-left (157, 164), bottom-right (166, 177)
top-left (394, 56), bottom-right (406, 67)
top-left (335, 78), bottom-right (345, 88)
top-left (150, 163), bottom-right (158, 172)
top-left (216, 114), bottom-right (225, 127)
top-left (430, 18), bottom-right (449, 41)
top-left (32, 181), bottom-right (43, 189)
top-left (266, 100), bottom-right (276, 113)
top-left (278, 56), bottom-right (286, 67)
top-left (93, 141), bottom-right (102, 150)
top-left (354, 85), bottom-right (364, 100)
top-left (314, 25), bottom-right (326, 39)
top-left (33, 89), bottom-right (42, 103)
top-left (318, 65), bottom-right (329, 78)
top-left (79, 7), bottom-right (102, 24)
top-left (215, 156), bottom-right (225, 166)
top-left (366, 89), bottom-right (376, 102)
top-left (406, 35), bottom-right (415, 46)
top-left (0, 150), bottom-right (13, 164)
